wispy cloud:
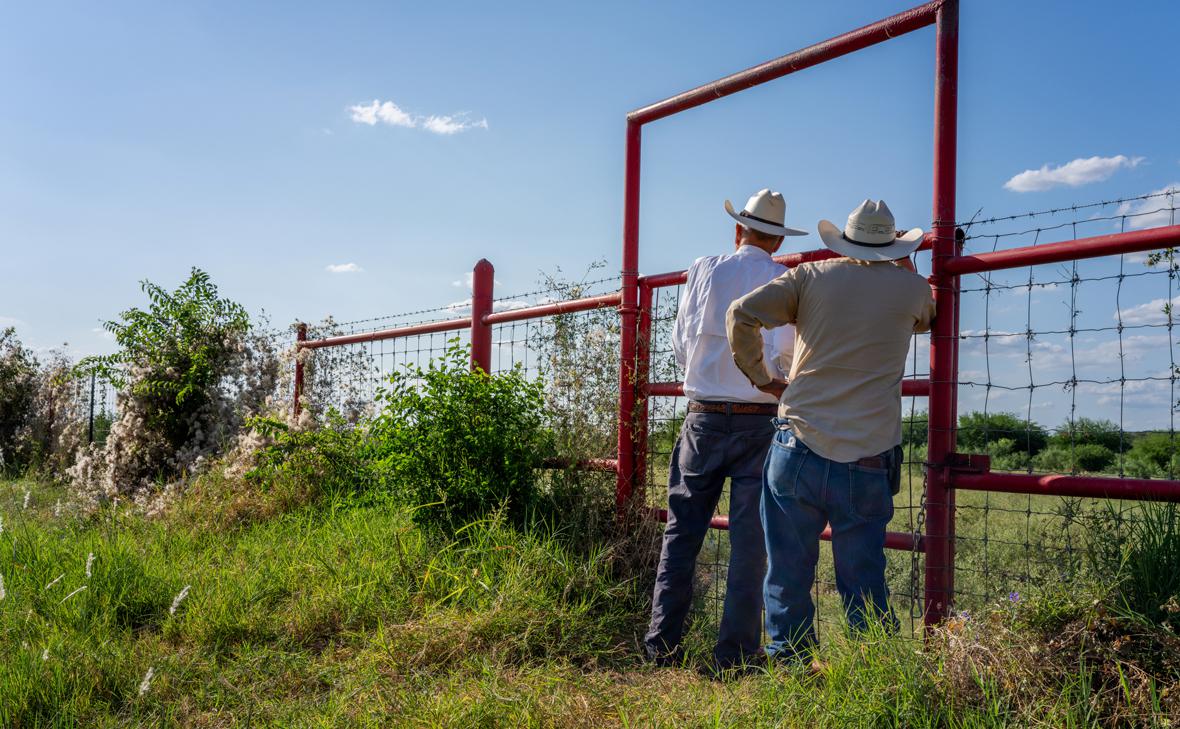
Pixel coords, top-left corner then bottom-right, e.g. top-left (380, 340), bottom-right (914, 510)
top-left (349, 99), bottom-right (488, 135)
top-left (1116, 184), bottom-right (1180, 230)
top-left (1003, 155), bottom-right (1143, 192)
top-left (421, 114), bottom-right (488, 135)
top-left (326, 263), bottom-right (364, 274)
top-left (0, 316), bottom-right (26, 330)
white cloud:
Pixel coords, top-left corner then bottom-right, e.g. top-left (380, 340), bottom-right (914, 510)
top-left (1116, 184), bottom-right (1180, 230)
top-left (1003, 155), bottom-right (1143, 192)
top-left (1116, 295), bottom-right (1178, 326)
top-left (349, 99), bottom-right (488, 135)
top-left (326, 263), bottom-right (364, 274)
top-left (349, 100), bottom-right (415, 128)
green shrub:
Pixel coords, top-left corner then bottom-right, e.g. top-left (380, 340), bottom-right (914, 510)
top-left (1034, 444), bottom-right (1116, 474)
top-left (246, 411), bottom-right (380, 502)
top-left (370, 342), bottom-right (553, 532)
top-left (1122, 453), bottom-right (1164, 479)
top-left (957, 411), bottom-right (1048, 456)
top-left (1050, 417), bottom-right (1125, 453)
top-left (1127, 432), bottom-right (1178, 473)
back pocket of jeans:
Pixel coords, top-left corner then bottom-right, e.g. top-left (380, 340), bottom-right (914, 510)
top-left (848, 464), bottom-right (893, 521)
top-left (765, 439), bottom-right (804, 499)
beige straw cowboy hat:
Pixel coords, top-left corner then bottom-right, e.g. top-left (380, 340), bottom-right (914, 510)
top-left (724, 189), bottom-right (808, 237)
top-left (818, 199), bottom-right (924, 262)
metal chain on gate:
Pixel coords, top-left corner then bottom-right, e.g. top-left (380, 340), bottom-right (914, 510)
top-left (910, 466), bottom-right (929, 620)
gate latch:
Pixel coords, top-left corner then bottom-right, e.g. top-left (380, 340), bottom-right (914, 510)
top-left (946, 452), bottom-right (991, 474)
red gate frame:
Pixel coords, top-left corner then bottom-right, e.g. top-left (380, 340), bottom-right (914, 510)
top-left (613, 0), bottom-right (1180, 629)
top-left (616, 0), bottom-right (961, 626)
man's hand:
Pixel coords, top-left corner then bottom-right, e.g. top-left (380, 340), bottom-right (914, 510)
top-left (757, 378), bottom-right (789, 400)
top-left (894, 255), bottom-right (917, 273)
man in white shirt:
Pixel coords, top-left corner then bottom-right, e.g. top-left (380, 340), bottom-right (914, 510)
top-left (645, 189), bottom-right (803, 672)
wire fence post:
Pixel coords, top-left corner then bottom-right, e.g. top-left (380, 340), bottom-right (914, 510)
top-left (293, 322), bottom-right (307, 417)
top-left (471, 259), bottom-right (495, 373)
top-left (924, 0), bottom-right (960, 630)
top-left (87, 372), bottom-right (96, 444)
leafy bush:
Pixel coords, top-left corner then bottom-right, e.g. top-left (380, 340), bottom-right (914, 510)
top-left (370, 341), bottom-right (553, 532)
top-left (1051, 417), bottom-right (1125, 453)
top-left (957, 411), bottom-right (1048, 456)
top-left (0, 328), bottom-right (39, 473)
top-left (246, 412), bottom-right (379, 502)
top-left (1128, 432), bottom-right (1178, 473)
top-left (1122, 453), bottom-right (1164, 479)
top-left (1034, 444), bottom-right (1116, 474)
top-left (70, 268), bottom-right (278, 508)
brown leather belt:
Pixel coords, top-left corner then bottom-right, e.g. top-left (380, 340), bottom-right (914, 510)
top-left (854, 455), bottom-right (888, 469)
top-left (687, 400), bottom-right (779, 416)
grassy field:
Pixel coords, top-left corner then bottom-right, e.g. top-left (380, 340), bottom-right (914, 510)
top-left (0, 474), bottom-right (1174, 727)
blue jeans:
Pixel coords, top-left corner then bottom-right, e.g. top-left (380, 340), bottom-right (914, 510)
top-left (761, 421), bottom-right (898, 658)
top-left (645, 410), bottom-right (774, 666)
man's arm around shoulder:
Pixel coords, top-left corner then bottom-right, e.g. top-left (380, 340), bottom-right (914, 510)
top-left (726, 270), bottom-right (800, 397)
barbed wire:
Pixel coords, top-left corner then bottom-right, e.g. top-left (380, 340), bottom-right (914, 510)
top-left (957, 188), bottom-right (1179, 231)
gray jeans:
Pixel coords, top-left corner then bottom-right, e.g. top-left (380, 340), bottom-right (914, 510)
top-left (645, 410), bottom-right (774, 665)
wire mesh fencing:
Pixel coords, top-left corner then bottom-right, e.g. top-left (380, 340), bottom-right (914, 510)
top-left (297, 273), bottom-right (623, 467)
top-left (951, 188), bottom-right (1180, 614)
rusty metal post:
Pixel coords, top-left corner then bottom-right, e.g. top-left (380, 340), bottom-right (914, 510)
top-left (293, 322), bottom-right (307, 417)
top-left (616, 120), bottom-right (642, 514)
top-left (471, 259), bottom-right (495, 373)
top-left (924, 0), bottom-right (960, 629)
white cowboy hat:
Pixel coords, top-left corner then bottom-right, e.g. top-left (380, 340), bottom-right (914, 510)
top-left (817, 199), bottom-right (924, 262)
top-left (724, 189), bottom-right (807, 237)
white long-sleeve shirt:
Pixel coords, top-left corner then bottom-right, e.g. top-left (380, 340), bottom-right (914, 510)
top-left (672, 245), bottom-right (794, 404)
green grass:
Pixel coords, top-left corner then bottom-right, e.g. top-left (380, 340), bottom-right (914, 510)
top-left (0, 475), bottom-right (1174, 727)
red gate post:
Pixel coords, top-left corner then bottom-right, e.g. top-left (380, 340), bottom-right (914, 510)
top-left (924, 0), bottom-right (960, 629)
top-left (471, 259), bottom-right (495, 373)
top-left (616, 120), bottom-right (643, 514)
top-left (293, 322), bottom-right (307, 417)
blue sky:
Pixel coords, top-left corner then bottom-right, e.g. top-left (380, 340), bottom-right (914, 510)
top-left (2, 0), bottom-right (1178, 427)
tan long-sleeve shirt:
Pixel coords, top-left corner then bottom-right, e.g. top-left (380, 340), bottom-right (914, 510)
top-left (726, 257), bottom-right (935, 463)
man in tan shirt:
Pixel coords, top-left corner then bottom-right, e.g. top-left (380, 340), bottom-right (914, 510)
top-left (726, 200), bottom-right (934, 660)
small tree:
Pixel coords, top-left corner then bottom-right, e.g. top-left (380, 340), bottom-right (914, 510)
top-left (71, 268), bottom-right (277, 505)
